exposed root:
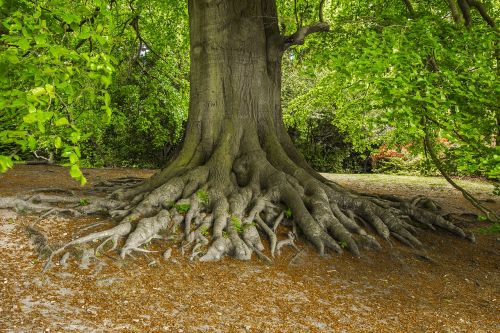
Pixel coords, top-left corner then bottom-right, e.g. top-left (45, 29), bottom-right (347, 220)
top-left (120, 210), bottom-right (172, 258)
top-left (38, 164), bottom-right (471, 270)
top-left (60, 252), bottom-right (70, 267)
top-left (0, 196), bottom-right (81, 217)
top-left (75, 221), bottom-right (109, 235)
top-left (79, 249), bottom-right (97, 269)
top-left (25, 225), bottom-right (51, 258)
top-left (254, 215), bottom-right (277, 256)
top-left (93, 176), bottom-right (145, 193)
top-left (276, 231), bottom-right (300, 255)
top-left (272, 212), bottom-right (284, 232)
top-left (199, 237), bottom-right (232, 262)
top-left (43, 221), bottom-right (132, 271)
top-left (5, 135), bottom-right (473, 271)
top-left (163, 248), bottom-right (172, 260)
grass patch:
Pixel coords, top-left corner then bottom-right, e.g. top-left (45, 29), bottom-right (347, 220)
top-left (175, 203), bottom-right (191, 214)
top-left (195, 190), bottom-right (209, 206)
top-left (478, 223), bottom-right (500, 234)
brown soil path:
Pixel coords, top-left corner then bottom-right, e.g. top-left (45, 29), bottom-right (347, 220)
top-left (0, 165), bottom-right (499, 332)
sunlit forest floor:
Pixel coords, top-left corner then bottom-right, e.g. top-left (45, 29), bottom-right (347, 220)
top-left (1, 165), bottom-right (498, 332)
top-left (324, 173), bottom-right (497, 217)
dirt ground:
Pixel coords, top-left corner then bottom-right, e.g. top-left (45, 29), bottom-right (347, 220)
top-left (0, 165), bottom-right (499, 332)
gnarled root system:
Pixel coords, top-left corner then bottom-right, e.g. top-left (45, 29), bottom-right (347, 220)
top-left (1, 131), bottom-right (474, 272)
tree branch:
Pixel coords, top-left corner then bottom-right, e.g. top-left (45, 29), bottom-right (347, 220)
top-left (402, 0), bottom-right (415, 17)
top-left (446, 0), bottom-right (464, 24)
top-left (130, 16), bottom-right (165, 63)
top-left (457, 0), bottom-right (472, 27)
top-left (467, 0), bottom-right (496, 28)
top-left (319, 0), bottom-right (326, 22)
top-left (426, 55), bottom-right (439, 72)
top-left (423, 122), bottom-right (499, 223)
top-left (293, 0), bottom-right (300, 28)
top-left (283, 22), bottom-right (329, 49)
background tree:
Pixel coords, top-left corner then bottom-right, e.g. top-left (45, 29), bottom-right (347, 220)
top-left (0, 0), bottom-right (191, 173)
top-left (84, 0), bottom-right (190, 167)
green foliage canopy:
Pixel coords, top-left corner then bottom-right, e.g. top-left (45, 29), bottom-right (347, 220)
top-left (0, 0), bottom-right (189, 179)
top-left (282, 0), bottom-right (499, 179)
top-left (1, 0), bottom-right (115, 184)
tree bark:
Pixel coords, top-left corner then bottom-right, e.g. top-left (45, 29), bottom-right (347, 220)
top-left (446, 0), bottom-right (464, 25)
top-left (186, 0), bottom-right (284, 159)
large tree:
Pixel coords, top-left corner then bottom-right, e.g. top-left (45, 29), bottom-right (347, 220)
top-left (4, 0), bottom-right (496, 266)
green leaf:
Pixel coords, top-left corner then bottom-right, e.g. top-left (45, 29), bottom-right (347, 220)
top-left (34, 35), bottom-right (46, 45)
top-left (37, 121), bottom-right (45, 133)
top-left (23, 112), bottom-right (38, 124)
top-left (74, 146), bottom-right (81, 158)
top-left (45, 84), bottom-right (55, 98)
top-left (27, 136), bottom-right (37, 150)
top-left (49, 45), bottom-right (67, 57)
top-left (24, 111), bottom-right (53, 125)
top-left (79, 26), bottom-right (91, 39)
top-left (55, 117), bottom-right (69, 126)
top-left (17, 38), bottom-right (31, 51)
top-left (69, 152), bottom-right (78, 164)
top-left (70, 164), bottom-right (81, 178)
top-left (39, 111), bottom-right (53, 123)
top-left (4, 51), bottom-right (20, 64)
top-left (101, 75), bottom-right (112, 88)
top-left (0, 156), bottom-right (14, 173)
top-left (30, 87), bottom-right (45, 97)
top-left (54, 136), bottom-right (62, 149)
top-left (69, 164), bottom-right (86, 186)
top-left (70, 131), bottom-right (80, 144)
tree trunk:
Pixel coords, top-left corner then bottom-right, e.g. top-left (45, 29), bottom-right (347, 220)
top-left (186, 0), bottom-right (283, 158)
top-left (35, 0), bottom-right (472, 269)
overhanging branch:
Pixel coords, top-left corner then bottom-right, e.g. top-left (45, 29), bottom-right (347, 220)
top-left (319, 0), bottom-right (326, 22)
top-left (446, 0), bottom-right (465, 24)
top-left (283, 22), bottom-right (329, 49)
top-left (448, 0), bottom-right (496, 28)
top-left (457, 0), bottom-right (472, 26)
top-left (423, 121), bottom-right (499, 223)
top-left (467, 0), bottom-right (496, 28)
